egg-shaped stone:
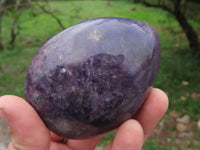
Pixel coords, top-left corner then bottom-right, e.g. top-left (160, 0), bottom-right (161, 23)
top-left (25, 17), bottom-right (160, 139)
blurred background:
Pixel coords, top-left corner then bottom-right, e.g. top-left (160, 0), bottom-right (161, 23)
top-left (0, 0), bottom-right (200, 149)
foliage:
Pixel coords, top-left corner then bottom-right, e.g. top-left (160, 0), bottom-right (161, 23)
top-left (0, 0), bottom-right (64, 50)
top-left (0, 0), bottom-right (32, 49)
top-left (141, 0), bottom-right (200, 57)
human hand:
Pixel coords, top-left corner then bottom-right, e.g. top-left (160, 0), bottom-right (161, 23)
top-left (0, 88), bottom-right (168, 150)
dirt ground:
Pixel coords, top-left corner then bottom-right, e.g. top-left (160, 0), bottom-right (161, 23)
top-left (148, 111), bottom-right (200, 149)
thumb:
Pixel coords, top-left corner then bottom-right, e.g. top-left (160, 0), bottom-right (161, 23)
top-left (0, 95), bottom-right (50, 150)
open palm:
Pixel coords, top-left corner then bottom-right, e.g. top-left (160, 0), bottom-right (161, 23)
top-left (0, 88), bottom-right (168, 150)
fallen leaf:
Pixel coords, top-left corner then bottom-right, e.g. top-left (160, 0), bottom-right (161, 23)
top-left (191, 92), bottom-right (200, 99)
top-left (176, 115), bottom-right (190, 124)
top-left (176, 123), bottom-right (187, 132)
top-left (182, 81), bottom-right (189, 86)
top-left (180, 96), bottom-right (186, 101)
top-left (169, 110), bottom-right (181, 118)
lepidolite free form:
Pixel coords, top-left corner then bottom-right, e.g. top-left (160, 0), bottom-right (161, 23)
top-left (25, 17), bottom-right (160, 139)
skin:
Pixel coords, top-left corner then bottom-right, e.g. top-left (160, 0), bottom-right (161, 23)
top-left (0, 88), bottom-right (168, 150)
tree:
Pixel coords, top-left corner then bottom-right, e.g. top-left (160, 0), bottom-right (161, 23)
top-left (8, 0), bottom-right (31, 46)
top-left (141, 0), bottom-right (200, 57)
top-left (0, 0), bottom-right (65, 50)
top-left (0, 0), bottom-right (32, 50)
top-left (0, 0), bottom-right (7, 50)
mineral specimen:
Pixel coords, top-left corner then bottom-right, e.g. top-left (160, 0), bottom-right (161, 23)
top-left (25, 17), bottom-right (160, 139)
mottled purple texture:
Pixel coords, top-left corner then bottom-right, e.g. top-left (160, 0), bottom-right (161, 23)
top-left (25, 17), bottom-right (160, 139)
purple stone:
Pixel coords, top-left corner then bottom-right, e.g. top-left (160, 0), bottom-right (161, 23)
top-left (25, 17), bottom-right (160, 139)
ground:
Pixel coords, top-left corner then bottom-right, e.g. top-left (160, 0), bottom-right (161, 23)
top-left (147, 110), bottom-right (200, 150)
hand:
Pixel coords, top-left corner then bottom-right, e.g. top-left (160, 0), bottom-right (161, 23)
top-left (0, 88), bottom-right (168, 150)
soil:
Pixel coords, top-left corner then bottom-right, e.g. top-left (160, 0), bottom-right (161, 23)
top-left (148, 111), bottom-right (200, 149)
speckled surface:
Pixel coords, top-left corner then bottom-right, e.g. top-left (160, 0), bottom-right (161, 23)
top-left (25, 17), bottom-right (160, 139)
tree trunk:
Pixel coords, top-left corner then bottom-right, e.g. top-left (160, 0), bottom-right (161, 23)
top-left (0, 0), bottom-right (6, 50)
top-left (9, 18), bottom-right (18, 46)
top-left (9, 0), bottom-right (21, 46)
top-left (174, 12), bottom-right (199, 55)
top-left (142, 0), bottom-right (200, 57)
top-left (173, 0), bottom-right (199, 56)
top-left (0, 12), bottom-right (4, 50)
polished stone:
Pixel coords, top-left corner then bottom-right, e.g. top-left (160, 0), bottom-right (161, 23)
top-left (25, 17), bottom-right (160, 139)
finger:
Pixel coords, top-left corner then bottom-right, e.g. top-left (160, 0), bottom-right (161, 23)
top-left (135, 88), bottom-right (169, 140)
top-left (0, 95), bottom-right (51, 150)
top-left (104, 119), bottom-right (143, 150)
top-left (67, 135), bottom-right (102, 150)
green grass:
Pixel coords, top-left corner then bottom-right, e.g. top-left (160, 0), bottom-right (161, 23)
top-left (0, 0), bottom-right (200, 149)
top-left (143, 141), bottom-right (179, 150)
top-left (0, 47), bottom-right (37, 97)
